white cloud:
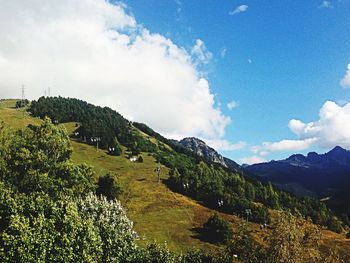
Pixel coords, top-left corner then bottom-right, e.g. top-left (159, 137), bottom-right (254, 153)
top-left (259, 151), bottom-right (269, 157)
top-left (239, 155), bottom-right (266, 165)
top-left (206, 139), bottom-right (246, 151)
top-left (227, 100), bottom-right (239, 110)
top-left (229, 5), bottom-right (248, 16)
top-left (0, 0), bottom-right (231, 141)
top-left (220, 47), bottom-right (227, 58)
top-left (340, 63), bottom-right (350, 88)
top-left (252, 138), bottom-right (318, 153)
top-left (174, 0), bottom-right (183, 21)
top-left (252, 100), bottom-right (350, 157)
top-left (191, 39), bottom-right (213, 65)
top-left (288, 101), bottom-right (350, 149)
top-left (320, 1), bottom-right (333, 8)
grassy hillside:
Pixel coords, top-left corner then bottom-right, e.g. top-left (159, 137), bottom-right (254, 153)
top-left (1, 99), bottom-right (350, 259)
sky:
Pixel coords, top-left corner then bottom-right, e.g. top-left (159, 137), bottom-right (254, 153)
top-left (0, 0), bottom-right (350, 164)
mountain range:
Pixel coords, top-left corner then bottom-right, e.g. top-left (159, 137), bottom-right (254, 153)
top-left (244, 146), bottom-right (350, 218)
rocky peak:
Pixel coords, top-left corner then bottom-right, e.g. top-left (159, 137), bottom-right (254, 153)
top-left (178, 137), bottom-right (227, 168)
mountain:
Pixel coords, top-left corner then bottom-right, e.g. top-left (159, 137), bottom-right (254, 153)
top-left (178, 137), bottom-right (227, 167)
top-left (223, 157), bottom-right (241, 172)
top-left (177, 137), bottom-right (241, 172)
top-left (245, 146), bottom-right (350, 217)
top-left (1, 98), bottom-right (350, 260)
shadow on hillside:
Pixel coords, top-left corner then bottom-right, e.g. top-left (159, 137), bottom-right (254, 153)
top-left (190, 227), bottom-right (216, 244)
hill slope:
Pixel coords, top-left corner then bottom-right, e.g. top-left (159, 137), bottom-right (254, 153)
top-left (1, 98), bottom-right (350, 259)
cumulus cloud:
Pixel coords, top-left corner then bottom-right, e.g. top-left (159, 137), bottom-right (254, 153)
top-left (239, 155), bottom-right (266, 165)
top-left (191, 39), bottom-right (213, 65)
top-left (252, 101), bottom-right (350, 158)
top-left (229, 5), bottom-right (248, 16)
top-left (206, 139), bottom-right (246, 152)
top-left (288, 101), bottom-right (350, 149)
top-left (340, 63), bottom-right (350, 88)
top-left (0, 0), bottom-right (231, 141)
top-left (252, 138), bottom-right (318, 153)
top-left (227, 100), bottom-right (239, 110)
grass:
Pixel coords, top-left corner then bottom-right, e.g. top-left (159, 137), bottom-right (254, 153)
top-left (0, 99), bottom-right (40, 129)
top-left (1, 100), bottom-right (350, 257)
top-left (57, 122), bottom-right (220, 252)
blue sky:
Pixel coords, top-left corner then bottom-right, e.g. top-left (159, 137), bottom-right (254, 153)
top-left (1, 0), bottom-right (350, 164)
top-left (122, 0), bottom-right (350, 163)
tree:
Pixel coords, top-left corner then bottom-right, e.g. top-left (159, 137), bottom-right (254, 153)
top-left (1, 118), bottom-right (94, 198)
top-left (77, 193), bottom-right (137, 262)
top-left (96, 173), bottom-right (122, 200)
top-left (266, 212), bottom-right (322, 263)
top-left (227, 222), bottom-right (267, 263)
top-left (203, 214), bottom-right (233, 244)
top-left (15, 99), bottom-right (29, 108)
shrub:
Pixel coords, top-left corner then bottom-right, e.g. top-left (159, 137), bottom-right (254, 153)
top-left (96, 173), bottom-right (122, 200)
top-left (203, 214), bottom-right (233, 244)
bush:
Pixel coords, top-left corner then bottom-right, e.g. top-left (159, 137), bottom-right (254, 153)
top-left (137, 156), bottom-right (144, 163)
top-left (327, 216), bottom-right (343, 233)
top-left (15, 99), bottom-right (29, 108)
top-left (96, 173), bottom-right (122, 200)
top-left (203, 214), bottom-right (233, 244)
top-left (109, 143), bottom-right (122, 156)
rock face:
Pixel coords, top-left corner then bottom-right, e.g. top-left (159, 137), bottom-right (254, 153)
top-left (179, 137), bottom-right (227, 167)
top-left (178, 137), bottom-right (241, 173)
top-left (223, 157), bottom-right (241, 173)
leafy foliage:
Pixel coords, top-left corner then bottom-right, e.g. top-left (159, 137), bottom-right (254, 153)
top-left (0, 120), bottom-right (139, 262)
top-left (96, 173), bottom-right (122, 200)
top-left (29, 97), bottom-right (156, 152)
top-left (227, 222), bottom-right (267, 263)
top-left (0, 118), bottom-right (95, 198)
top-left (266, 212), bottom-right (322, 263)
top-left (0, 116), bottom-right (237, 263)
top-left (226, 212), bottom-right (345, 263)
top-left (29, 97), bottom-right (344, 232)
top-left (15, 99), bottom-right (29, 108)
top-left (203, 214), bottom-right (233, 244)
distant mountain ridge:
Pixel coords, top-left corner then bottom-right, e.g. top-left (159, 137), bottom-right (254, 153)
top-left (177, 137), bottom-right (241, 172)
top-left (245, 146), bottom-right (350, 217)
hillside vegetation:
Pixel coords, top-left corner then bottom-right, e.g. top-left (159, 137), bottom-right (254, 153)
top-left (1, 98), bottom-right (350, 262)
top-left (29, 97), bottom-right (344, 232)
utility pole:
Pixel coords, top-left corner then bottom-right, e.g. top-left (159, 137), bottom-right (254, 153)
top-left (155, 166), bottom-right (161, 183)
top-left (21, 85), bottom-right (25, 107)
top-left (20, 85), bottom-right (26, 116)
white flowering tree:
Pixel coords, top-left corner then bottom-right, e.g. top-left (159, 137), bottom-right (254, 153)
top-left (78, 193), bottom-right (138, 262)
